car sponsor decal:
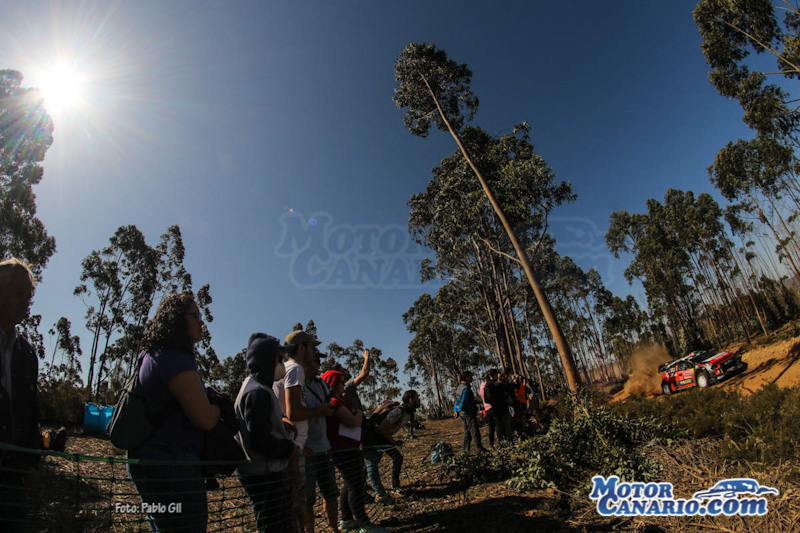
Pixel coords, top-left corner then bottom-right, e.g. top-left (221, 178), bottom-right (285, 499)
top-left (590, 476), bottom-right (779, 517)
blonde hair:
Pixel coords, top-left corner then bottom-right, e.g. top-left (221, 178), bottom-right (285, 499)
top-left (0, 258), bottom-right (35, 291)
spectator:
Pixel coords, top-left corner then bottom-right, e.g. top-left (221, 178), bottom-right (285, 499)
top-left (454, 371), bottom-right (483, 453)
top-left (321, 370), bottom-right (387, 533)
top-left (274, 330), bottom-right (334, 532)
top-left (0, 259), bottom-right (39, 532)
top-left (334, 349), bottom-right (370, 412)
top-left (364, 390), bottom-right (420, 502)
top-left (486, 371), bottom-right (513, 443)
top-left (235, 333), bottom-right (297, 532)
top-left (303, 352), bottom-right (339, 533)
top-left (480, 370), bottom-right (497, 447)
top-left (126, 292), bottom-right (221, 532)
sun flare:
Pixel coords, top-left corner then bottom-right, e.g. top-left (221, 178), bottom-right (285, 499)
top-left (37, 62), bottom-right (85, 114)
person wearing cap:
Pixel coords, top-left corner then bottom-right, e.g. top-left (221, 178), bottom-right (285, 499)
top-left (274, 330), bottom-right (335, 532)
top-left (321, 370), bottom-right (388, 533)
top-left (235, 333), bottom-right (297, 532)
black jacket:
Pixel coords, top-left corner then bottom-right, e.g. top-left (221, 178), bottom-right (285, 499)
top-left (0, 334), bottom-right (41, 482)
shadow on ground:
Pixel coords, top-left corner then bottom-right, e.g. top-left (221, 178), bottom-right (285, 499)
top-left (382, 495), bottom-right (576, 533)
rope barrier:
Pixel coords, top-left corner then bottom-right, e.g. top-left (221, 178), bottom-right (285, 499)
top-left (0, 438), bottom-right (440, 532)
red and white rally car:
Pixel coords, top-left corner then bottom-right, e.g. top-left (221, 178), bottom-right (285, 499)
top-left (660, 350), bottom-right (747, 395)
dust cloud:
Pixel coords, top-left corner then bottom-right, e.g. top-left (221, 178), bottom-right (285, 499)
top-left (623, 345), bottom-right (672, 397)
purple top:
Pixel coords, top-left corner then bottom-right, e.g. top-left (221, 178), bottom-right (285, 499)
top-left (138, 347), bottom-right (204, 455)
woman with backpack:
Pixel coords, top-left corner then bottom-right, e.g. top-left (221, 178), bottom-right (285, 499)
top-left (126, 292), bottom-right (224, 532)
top-left (321, 370), bottom-right (388, 533)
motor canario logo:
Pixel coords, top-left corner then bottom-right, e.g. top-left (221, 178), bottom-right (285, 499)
top-left (590, 476), bottom-right (779, 517)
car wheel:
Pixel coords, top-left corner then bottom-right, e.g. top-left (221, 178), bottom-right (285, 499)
top-left (662, 382), bottom-right (672, 395)
top-left (696, 372), bottom-right (709, 388)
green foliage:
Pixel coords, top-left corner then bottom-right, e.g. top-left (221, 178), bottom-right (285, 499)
top-left (393, 43), bottom-right (478, 136)
top-left (0, 70), bottom-right (56, 278)
top-left (38, 368), bottom-right (87, 427)
top-left (75, 225), bottom-right (219, 399)
top-left (218, 348), bottom-right (247, 398)
top-left (447, 390), bottom-right (668, 493)
top-left (611, 385), bottom-right (800, 464)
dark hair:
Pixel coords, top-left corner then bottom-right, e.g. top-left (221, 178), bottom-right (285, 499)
top-left (141, 292), bottom-right (196, 353)
top-left (402, 389), bottom-right (418, 406)
top-left (460, 370), bottom-right (472, 382)
top-left (487, 369), bottom-right (498, 379)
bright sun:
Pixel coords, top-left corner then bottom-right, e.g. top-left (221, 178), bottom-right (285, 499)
top-left (37, 62), bottom-right (85, 114)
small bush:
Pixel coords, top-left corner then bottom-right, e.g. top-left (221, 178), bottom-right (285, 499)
top-left (610, 384), bottom-right (800, 464)
top-left (38, 377), bottom-right (88, 427)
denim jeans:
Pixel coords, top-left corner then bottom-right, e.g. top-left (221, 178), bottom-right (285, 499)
top-left (127, 444), bottom-right (207, 532)
top-left (363, 444), bottom-right (402, 496)
top-left (331, 449), bottom-right (369, 523)
top-left (460, 413), bottom-right (483, 451)
top-left (237, 471), bottom-right (290, 533)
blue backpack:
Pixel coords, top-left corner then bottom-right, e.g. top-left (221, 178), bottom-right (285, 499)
top-left (431, 442), bottom-right (453, 465)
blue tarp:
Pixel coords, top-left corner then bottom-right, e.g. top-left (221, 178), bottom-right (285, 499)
top-left (83, 403), bottom-right (114, 436)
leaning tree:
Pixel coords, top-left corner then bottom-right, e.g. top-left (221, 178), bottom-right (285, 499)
top-left (394, 43), bottom-right (581, 391)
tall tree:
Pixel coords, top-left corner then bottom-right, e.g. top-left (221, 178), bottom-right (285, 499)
top-left (76, 224), bottom-right (219, 397)
top-left (394, 43), bottom-right (581, 391)
top-left (0, 70), bottom-right (56, 278)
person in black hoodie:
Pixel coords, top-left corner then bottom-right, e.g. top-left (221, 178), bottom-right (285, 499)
top-left (235, 333), bottom-right (297, 532)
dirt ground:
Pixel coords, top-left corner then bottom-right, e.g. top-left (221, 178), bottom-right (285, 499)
top-left (29, 328), bottom-right (800, 532)
top-left (611, 326), bottom-right (800, 402)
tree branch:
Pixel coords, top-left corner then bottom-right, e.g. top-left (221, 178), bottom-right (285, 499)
top-left (478, 236), bottom-right (522, 264)
top-left (721, 19), bottom-right (800, 74)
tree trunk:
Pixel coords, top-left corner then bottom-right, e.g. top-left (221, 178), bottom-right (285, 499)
top-left (422, 74), bottom-right (581, 392)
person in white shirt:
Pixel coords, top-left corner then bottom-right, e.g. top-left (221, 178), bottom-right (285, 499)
top-left (274, 330), bottom-right (334, 532)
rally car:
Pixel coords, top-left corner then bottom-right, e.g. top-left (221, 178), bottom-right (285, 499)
top-left (660, 350), bottom-right (747, 395)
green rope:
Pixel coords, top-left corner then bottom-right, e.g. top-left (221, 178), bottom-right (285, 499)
top-left (0, 441), bottom-right (424, 531)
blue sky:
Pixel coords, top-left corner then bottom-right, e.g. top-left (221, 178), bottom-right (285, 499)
top-left (0, 1), bottom-right (756, 384)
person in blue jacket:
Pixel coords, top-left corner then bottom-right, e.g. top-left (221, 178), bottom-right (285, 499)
top-left (454, 371), bottom-right (483, 453)
top-left (235, 333), bottom-right (297, 532)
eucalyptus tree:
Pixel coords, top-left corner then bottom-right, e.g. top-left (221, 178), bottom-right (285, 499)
top-left (76, 224), bottom-right (219, 397)
top-left (404, 289), bottom-right (488, 414)
top-left (324, 338), bottom-right (400, 411)
top-left (0, 70), bottom-right (55, 278)
top-left (694, 0), bottom-right (800, 144)
top-left (75, 225), bottom-right (158, 396)
top-left (696, 1), bottom-right (800, 278)
top-left (403, 293), bottom-right (449, 414)
top-left (407, 121), bottom-right (575, 379)
top-left (607, 199), bottom-right (705, 355)
top-left (219, 348), bottom-right (247, 398)
top-left (47, 317), bottom-right (82, 374)
top-left (394, 43), bottom-right (581, 391)
top-left (709, 137), bottom-right (800, 280)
